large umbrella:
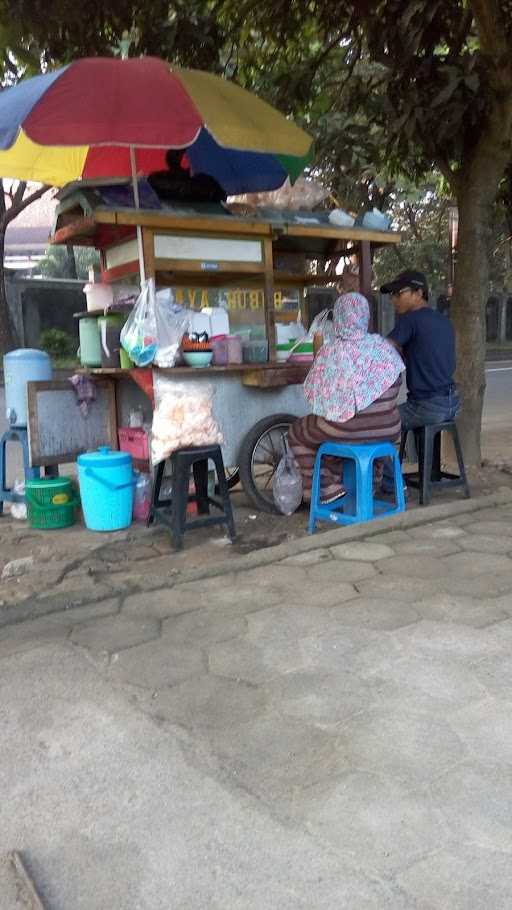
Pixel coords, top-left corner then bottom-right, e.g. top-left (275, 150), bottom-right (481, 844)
top-left (0, 58), bottom-right (313, 278)
top-left (0, 57), bottom-right (312, 191)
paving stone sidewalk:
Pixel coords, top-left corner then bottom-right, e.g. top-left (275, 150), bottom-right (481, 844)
top-left (2, 499), bottom-right (512, 907)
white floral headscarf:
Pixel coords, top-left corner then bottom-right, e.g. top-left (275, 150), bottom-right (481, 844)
top-left (304, 292), bottom-right (404, 422)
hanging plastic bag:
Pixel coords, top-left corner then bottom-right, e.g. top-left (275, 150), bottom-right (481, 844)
top-left (120, 278), bottom-right (158, 366)
top-left (288, 308), bottom-right (334, 358)
top-left (153, 289), bottom-right (191, 367)
top-left (151, 376), bottom-right (223, 465)
top-left (273, 444), bottom-right (303, 515)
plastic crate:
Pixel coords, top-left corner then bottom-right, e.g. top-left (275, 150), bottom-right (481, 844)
top-left (118, 427), bottom-right (150, 461)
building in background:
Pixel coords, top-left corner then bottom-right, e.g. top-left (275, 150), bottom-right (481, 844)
top-left (4, 193), bottom-right (84, 348)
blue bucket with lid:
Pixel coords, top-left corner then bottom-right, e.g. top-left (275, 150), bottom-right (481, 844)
top-left (77, 447), bottom-right (135, 531)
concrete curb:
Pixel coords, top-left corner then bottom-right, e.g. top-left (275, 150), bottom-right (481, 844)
top-left (1, 487), bottom-right (511, 629)
top-left (173, 486), bottom-right (512, 584)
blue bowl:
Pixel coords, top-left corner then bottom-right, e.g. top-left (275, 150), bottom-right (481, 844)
top-left (183, 351), bottom-right (213, 368)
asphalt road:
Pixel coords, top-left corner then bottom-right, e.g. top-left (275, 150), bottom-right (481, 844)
top-left (482, 360), bottom-right (512, 428)
top-left (0, 363), bottom-right (510, 485)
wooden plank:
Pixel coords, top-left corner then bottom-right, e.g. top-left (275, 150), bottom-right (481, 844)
top-left (241, 366), bottom-right (308, 387)
top-left (86, 209), bottom-right (117, 224)
top-left (273, 272), bottom-right (336, 285)
top-left (263, 237), bottom-right (276, 361)
top-left (80, 363), bottom-right (300, 377)
top-left (142, 226), bottom-right (156, 281)
top-left (359, 240), bottom-right (373, 301)
top-left (112, 210), bottom-right (274, 236)
top-left (27, 379), bottom-right (118, 466)
top-left (51, 216), bottom-right (96, 245)
top-left (284, 224), bottom-right (401, 244)
top-left (100, 261), bottom-right (141, 283)
top-left (153, 257), bottom-right (265, 275)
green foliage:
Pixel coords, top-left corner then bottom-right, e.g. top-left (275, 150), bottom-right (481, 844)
top-left (38, 245), bottom-right (100, 280)
top-left (38, 327), bottom-right (74, 358)
top-left (373, 187), bottom-right (450, 298)
top-left (0, 0), bottom-right (231, 76)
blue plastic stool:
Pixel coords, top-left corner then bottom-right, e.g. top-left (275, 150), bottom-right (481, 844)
top-left (0, 427), bottom-right (40, 515)
top-left (308, 441), bottom-right (405, 533)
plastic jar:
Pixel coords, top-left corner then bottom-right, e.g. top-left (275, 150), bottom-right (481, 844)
top-left (226, 335), bottom-right (243, 364)
top-left (211, 335), bottom-right (229, 365)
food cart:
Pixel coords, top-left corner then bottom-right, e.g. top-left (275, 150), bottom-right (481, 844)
top-left (51, 188), bottom-right (400, 510)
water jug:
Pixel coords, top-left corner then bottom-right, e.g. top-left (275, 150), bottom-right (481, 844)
top-left (78, 317), bottom-right (102, 367)
top-left (77, 447), bottom-right (135, 531)
top-left (3, 349), bottom-right (52, 426)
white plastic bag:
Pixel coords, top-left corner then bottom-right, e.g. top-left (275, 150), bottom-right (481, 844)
top-left (288, 308), bottom-right (334, 357)
top-left (10, 478), bottom-right (27, 520)
top-left (121, 278), bottom-right (158, 366)
top-left (121, 281), bottom-right (190, 368)
top-left (328, 208), bottom-right (355, 227)
top-left (151, 376), bottom-right (223, 465)
top-left (273, 450), bottom-right (303, 515)
top-left (153, 291), bottom-right (190, 367)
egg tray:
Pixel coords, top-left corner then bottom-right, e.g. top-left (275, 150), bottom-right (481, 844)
top-left (181, 340), bottom-right (212, 352)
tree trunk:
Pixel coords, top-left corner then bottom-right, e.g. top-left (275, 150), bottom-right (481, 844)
top-left (452, 138), bottom-right (510, 467)
top-left (0, 228), bottom-right (15, 354)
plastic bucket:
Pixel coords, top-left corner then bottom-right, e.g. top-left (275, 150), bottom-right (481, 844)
top-left (77, 447), bottom-right (135, 532)
top-left (25, 477), bottom-right (79, 530)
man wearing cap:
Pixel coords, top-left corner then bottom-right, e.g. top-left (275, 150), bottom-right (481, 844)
top-left (380, 269), bottom-right (460, 430)
top-left (378, 269), bottom-right (460, 496)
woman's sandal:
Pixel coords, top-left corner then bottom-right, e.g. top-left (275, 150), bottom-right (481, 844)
top-left (320, 489), bottom-right (347, 505)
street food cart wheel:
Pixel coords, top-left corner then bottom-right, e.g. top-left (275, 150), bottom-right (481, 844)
top-left (238, 413), bottom-right (298, 513)
top-left (215, 466), bottom-right (240, 494)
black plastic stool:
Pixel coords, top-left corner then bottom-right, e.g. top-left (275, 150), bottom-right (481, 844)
top-left (399, 421), bottom-right (470, 506)
top-left (149, 444), bottom-right (236, 550)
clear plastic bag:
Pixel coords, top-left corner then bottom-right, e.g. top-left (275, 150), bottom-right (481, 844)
top-left (288, 308), bottom-right (334, 356)
top-left (133, 472), bottom-right (152, 522)
top-left (120, 278), bottom-right (158, 366)
top-left (121, 281), bottom-right (190, 368)
top-left (229, 177), bottom-right (330, 212)
top-left (154, 289), bottom-right (191, 367)
top-left (328, 208), bottom-right (355, 227)
top-left (151, 376), bottom-right (223, 465)
top-left (10, 478), bottom-right (27, 520)
top-left (273, 449), bottom-right (303, 516)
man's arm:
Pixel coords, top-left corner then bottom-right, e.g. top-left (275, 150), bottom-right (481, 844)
top-left (387, 313), bottom-right (414, 353)
top-left (387, 337), bottom-right (402, 353)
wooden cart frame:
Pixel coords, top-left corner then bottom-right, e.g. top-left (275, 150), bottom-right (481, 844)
top-left (51, 196), bottom-right (400, 510)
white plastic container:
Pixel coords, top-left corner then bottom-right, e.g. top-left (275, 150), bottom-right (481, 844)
top-left (189, 311), bottom-right (211, 337)
top-left (83, 281), bottom-right (114, 313)
top-left (201, 306), bottom-right (230, 337)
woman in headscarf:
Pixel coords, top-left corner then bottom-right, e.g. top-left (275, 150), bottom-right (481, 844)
top-left (288, 268), bottom-right (404, 503)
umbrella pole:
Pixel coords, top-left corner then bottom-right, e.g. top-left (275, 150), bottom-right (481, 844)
top-left (129, 146), bottom-right (146, 284)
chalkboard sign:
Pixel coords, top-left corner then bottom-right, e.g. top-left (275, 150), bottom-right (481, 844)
top-left (27, 380), bottom-right (117, 466)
